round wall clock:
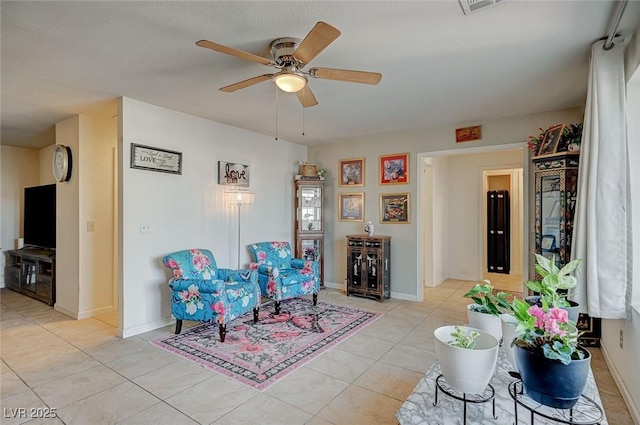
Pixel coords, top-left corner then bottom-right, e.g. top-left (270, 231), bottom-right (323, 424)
top-left (52, 145), bottom-right (72, 182)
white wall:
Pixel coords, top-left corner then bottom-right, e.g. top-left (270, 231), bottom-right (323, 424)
top-left (309, 107), bottom-right (584, 299)
top-left (78, 114), bottom-right (117, 317)
top-left (118, 97), bottom-right (307, 338)
top-left (55, 116), bottom-right (81, 316)
top-left (431, 156), bottom-right (448, 286)
top-left (443, 149), bottom-right (523, 281)
top-left (38, 145), bottom-right (56, 185)
top-left (0, 146), bottom-right (40, 287)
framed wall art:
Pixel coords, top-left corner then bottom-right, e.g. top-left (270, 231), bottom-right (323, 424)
top-left (130, 143), bottom-right (182, 175)
top-left (339, 157), bottom-right (365, 186)
top-left (380, 192), bottom-right (410, 223)
top-left (218, 161), bottom-right (250, 186)
top-left (338, 192), bottom-right (364, 222)
top-left (379, 153), bottom-right (409, 185)
top-left (536, 124), bottom-right (564, 156)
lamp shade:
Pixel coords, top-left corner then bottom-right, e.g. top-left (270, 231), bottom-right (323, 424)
top-left (272, 72), bottom-right (307, 93)
top-left (225, 189), bottom-right (255, 206)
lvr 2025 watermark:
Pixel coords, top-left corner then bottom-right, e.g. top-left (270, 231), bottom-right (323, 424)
top-left (3, 407), bottom-right (57, 419)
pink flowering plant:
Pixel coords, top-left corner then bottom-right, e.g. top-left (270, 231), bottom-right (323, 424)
top-left (511, 298), bottom-right (585, 365)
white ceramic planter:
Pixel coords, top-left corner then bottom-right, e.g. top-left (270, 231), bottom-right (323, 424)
top-left (434, 325), bottom-right (500, 394)
top-left (500, 314), bottom-right (519, 372)
top-left (466, 304), bottom-right (503, 342)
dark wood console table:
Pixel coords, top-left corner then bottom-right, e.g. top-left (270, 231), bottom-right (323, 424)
top-left (5, 248), bottom-right (56, 305)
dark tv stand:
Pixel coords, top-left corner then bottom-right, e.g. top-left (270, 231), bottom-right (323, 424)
top-left (5, 248), bottom-right (56, 306)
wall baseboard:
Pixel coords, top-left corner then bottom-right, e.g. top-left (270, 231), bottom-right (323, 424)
top-left (77, 305), bottom-right (114, 320)
top-left (54, 303), bottom-right (79, 319)
top-left (601, 342), bottom-right (640, 425)
top-left (323, 281), bottom-right (345, 291)
top-left (390, 291), bottom-right (418, 301)
top-left (118, 317), bottom-right (175, 338)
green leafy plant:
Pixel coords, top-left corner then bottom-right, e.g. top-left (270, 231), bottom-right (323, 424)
top-left (463, 280), bottom-right (511, 316)
top-left (448, 325), bottom-right (479, 349)
top-left (511, 298), bottom-right (585, 365)
top-left (525, 253), bottom-right (582, 308)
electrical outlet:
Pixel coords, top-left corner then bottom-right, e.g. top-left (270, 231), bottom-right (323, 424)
top-left (619, 329), bottom-right (624, 349)
top-left (139, 223), bottom-right (151, 233)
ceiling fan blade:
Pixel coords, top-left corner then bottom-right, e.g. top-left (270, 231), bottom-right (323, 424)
top-left (293, 22), bottom-right (341, 65)
top-left (296, 85), bottom-right (318, 108)
top-left (309, 67), bottom-right (382, 85)
top-left (196, 40), bottom-right (275, 66)
top-left (219, 74), bottom-right (274, 92)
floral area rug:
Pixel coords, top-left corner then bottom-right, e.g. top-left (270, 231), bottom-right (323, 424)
top-left (152, 298), bottom-right (381, 390)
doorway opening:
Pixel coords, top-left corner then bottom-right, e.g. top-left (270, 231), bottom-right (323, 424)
top-left (417, 144), bottom-right (528, 302)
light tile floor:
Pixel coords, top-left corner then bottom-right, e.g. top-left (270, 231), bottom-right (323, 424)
top-left (0, 282), bottom-right (634, 425)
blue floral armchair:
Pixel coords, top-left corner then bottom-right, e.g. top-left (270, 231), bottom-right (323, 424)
top-left (248, 241), bottom-right (319, 314)
top-left (162, 249), bottom-right (261, 342)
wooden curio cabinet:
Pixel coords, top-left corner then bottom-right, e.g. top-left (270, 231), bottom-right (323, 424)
top-left (533, 151), bottom-right (600, 346)
top-left (533, 152), bottom-right (579, 266)
top-left (295, 179), bottom-right (325, 285)
top-left (346, 235), bottom-right (391, 301)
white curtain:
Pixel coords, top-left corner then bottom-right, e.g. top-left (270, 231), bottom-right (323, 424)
top-left (572, 37), bottom-right (631, 319)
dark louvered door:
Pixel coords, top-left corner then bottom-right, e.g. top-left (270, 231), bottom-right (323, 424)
top-left (487, 190), bottom-right (510, 274)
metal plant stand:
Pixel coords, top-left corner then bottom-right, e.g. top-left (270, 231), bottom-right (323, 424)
top-left (433, 374), bottom-right (497, 425)
top-left (509, 380), bottom-right (604, 424)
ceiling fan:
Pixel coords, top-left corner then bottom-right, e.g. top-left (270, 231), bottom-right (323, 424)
top-left (196, 21), bottom-right (382, 108)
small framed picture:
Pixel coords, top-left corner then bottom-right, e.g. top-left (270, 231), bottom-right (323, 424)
top-left (379, 153), bottom-right (409, 185)
top-left (339, 192), bottom-right (364, 222)
top-left (218, 161), bottom-right (250, 186)
top-left (339, 158), bottom-right (365, 186)
top-left (537, 124), bottom-right (564, 156)
top-left (380, 193), bottom-right (410, 224)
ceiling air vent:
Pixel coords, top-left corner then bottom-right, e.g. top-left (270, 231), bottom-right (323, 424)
top-left (459, 0), bottom-right (505, 15)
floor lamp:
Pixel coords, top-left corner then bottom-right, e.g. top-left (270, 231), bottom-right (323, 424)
top-left (224, 189), bottom-right (255, 269)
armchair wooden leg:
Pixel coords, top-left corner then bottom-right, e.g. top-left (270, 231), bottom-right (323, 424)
top-left (313, 293), bottom-right (318, 306)
top-left (175, 319), bottom-right (183, 334)
top-left (253, 307), bottom-right (259, 323)
top-left (275, 301), bottom-right (281, 315)
top-left (219, 324), bottom-right (227, 342)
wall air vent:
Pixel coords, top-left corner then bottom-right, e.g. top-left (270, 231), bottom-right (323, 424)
top-left (459, 0), bottom-right (505, 15)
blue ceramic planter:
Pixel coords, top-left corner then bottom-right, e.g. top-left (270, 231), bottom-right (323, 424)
top-left (515, 345), bottom-right (591, 409)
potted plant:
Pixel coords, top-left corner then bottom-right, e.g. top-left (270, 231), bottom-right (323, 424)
top-left (500, 313), bottom-right (520, 372)
top-left (525, 253), bottom-right (582, 323)
top-left (463, 280), bottom-right (511, 341)
top-left (510, 298), bottom-right (590, 409)
top-left (434, 325), bottom-right (500, 394)
top-left (562, 123), bottom-right (583, 152)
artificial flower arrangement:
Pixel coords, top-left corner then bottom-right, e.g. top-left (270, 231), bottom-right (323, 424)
top-left (511, 297), bottom-right (585, 365)
top-left (528, 122), bottom-right (583, 155)
top-left (527, 127), bottom-right (547, 154)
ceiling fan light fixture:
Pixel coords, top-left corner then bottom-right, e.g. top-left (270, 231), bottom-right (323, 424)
top-left (273, 71), bottom-right (307, 93)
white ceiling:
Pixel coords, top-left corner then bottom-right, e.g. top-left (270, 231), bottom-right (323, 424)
top-left (2, 1), bottom-right (639, 149)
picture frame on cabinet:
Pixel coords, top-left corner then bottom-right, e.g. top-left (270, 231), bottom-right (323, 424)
top-left (536, 124), bottom-right (564, 156)
top-left (380, 192), bottom-right (410, 223)
top-left (379, 153), bottom-right (409, 185)
top-left (339, 192), bottom-right (364, 222)
top-left (339, 157), bottom-right (365, 186)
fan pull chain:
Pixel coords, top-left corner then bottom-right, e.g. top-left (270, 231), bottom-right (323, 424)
top-left (274, 86), bottom-right (278, 141)
top-left (302, 108), bottom-right (305, 136)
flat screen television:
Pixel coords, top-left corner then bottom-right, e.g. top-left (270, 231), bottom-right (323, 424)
top-left (23, 184), bottom-right (56, 249)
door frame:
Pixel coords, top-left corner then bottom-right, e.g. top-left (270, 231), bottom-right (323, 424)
top-left (417, 143), bottom-right (530, 302)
